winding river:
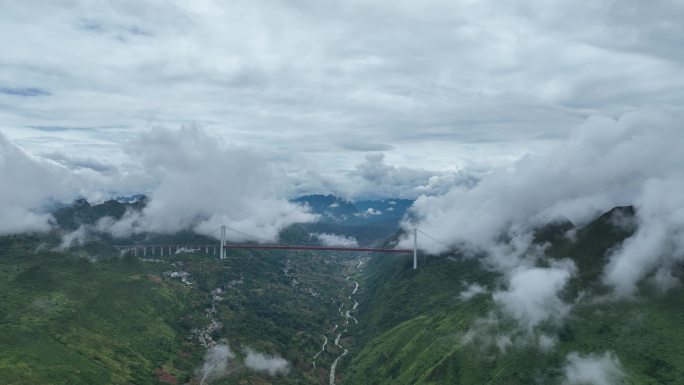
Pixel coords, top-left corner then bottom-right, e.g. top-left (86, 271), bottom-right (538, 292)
top-left (328, 257), bottom-right (364, 385)
top-left (309, 256), bottom-right (365, 384)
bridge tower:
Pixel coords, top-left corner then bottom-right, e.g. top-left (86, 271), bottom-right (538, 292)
top-left (413, 228), bottom-right (418, 270)
top-left (220, 225), bottom-right (226, 260)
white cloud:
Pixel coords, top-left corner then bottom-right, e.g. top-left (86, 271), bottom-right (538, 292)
top-left (459, 283), bottom-right (486, 300)
top-left (537, 334), bottom-right (557, 352)
top-left (348, 152), bottom-right (478, 199)
top-left (57, 225), bottom-right (88, 250)
top-left (4, 0), bottom-right (683, 180)
top-left (365, 208), bottom-right (381, 216)
top-left (0, 132), bottom-right (67, 234)
top-left (96, 127), bottom-right (316, 241)
top-left (313, 233), bottom-right (359, 247)
top-left (409, 110), bottom-right (684, 254)
top-left (243, 348), bottom-right (290, 376)
top-left (563, 351), bottom-right (625, 385)
top-left (604, 176), bottom-right (684, 296)
top-left (493, 260), bottom-right (576, 333)
top-left (286, 152), bottom-right (478, 200)
top-left (197, 344), bottom-right (234, 385)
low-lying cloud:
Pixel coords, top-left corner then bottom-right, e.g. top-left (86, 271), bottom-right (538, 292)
top-left (604, 176), bottom-right (684, 296)
top-left (286, 152), bottom-right (479, 200)
top-left (563, 351), bottom-right (625, 385)
top-left (97, 127), bottom-right (316, 241)
top-left (57, 226), bottom-right (88, 250)
top-left (243, 348), bottom-right (290, 376)
top-left (409, 109), bottom-right (684, 296)
top-left (1, 127), bottom-right (319, 242)
top-left (459, 283), bottom-right (486, 300)
top-left (198, 344), bottom-right (234, 385)
top-left (493, 260), bottom-right (576, 333)
top-left (313, 233), bottom-right (359, 247)
top-left (0, 132), bottom-right (69, 234)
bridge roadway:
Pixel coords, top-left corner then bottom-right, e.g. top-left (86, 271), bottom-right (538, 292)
top-left (223, 244), bottom-right (413, 254)
top-left (114, 243), bottom-right (412, 257)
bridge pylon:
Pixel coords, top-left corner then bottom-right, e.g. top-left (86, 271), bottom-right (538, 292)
top-left (413, 228), bottom-right (418, 270)
top-left (220, 225), bottom-right (226, 260)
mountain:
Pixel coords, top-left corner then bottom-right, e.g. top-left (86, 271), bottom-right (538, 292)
top-left (345, 206), bottom-right (684, 384)
top-left (5, 202), bottom-right (681, 384)
top-left (52, 197), bottom-right (147, 231)
top-left (0, 231), bottom-right (359, 385)
top-left (290, 195), bottom-right (414, 243)
top-left (115, 194), bottom-right (148, 204)
top-left (292, 194), bottom-right (414, 225)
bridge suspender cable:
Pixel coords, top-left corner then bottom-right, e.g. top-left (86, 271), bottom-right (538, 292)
top-left (413, 228), bottom-right (418, 270)
top-left (219, 225), bottom-right (422, 268)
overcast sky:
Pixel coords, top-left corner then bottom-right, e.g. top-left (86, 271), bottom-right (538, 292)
top-left (2, 0), bottom-right (683, 198)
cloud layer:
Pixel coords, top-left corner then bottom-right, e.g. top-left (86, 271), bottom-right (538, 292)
top-left (0, 132), bottom-right (59, 233)
top-left (198, 344), bottom-right (234, 385)
top-left (409, 109), bottom-right (684, 296)
top-left (3, 0), bottom-right (683, 176)
top-left (1, 127), bottom-right (318, 241)
top-left (98, 127), bottom-right (316, 241)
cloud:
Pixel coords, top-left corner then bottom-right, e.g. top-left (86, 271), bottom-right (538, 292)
top-left (41, 151), bottom-right (118, 173)
top-left (243, 348), bottom-right (290, 376)
top-left (96, 126), bottom-right (316, 241)
top-left (604, 176), bottom-right (684, 296)
top-left (563, 351), bottom-right (625, 385)
top-left (57, 226), bottom-right (88, 250)
top-left (0, 86), bottom-right (50, 97)
top-left (0, 132), bottom-right (68, 234)
top-left (313, 233), bottom-right (359, 247)
top-left (408, 109), bottom-right (684, 286)
top-left (299, 152), bottom-right (479, 200)
top-left (5, 0), bottom-right (683, 180)
top-left (493, 260), bottom-right (576, 333)
top-left (459, 283), bottom-right (486, 300)
top-left (197, 344), bottom-right (234, 385)
top-left (338, 141), bottom-right (395, 152)
top-left (409, 108), bottom-right (684, 343)
top-left (352, 153), bottom-right (478, 198)
top-left (362, 208), bottom-right (382, 216)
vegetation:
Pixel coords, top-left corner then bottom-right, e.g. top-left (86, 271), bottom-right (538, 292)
top-left (0, 233), bottom-right (357, 385)
top-left (3, 202), bottom-right (684, 384)
top-left (344, 207), bottom-right (684, 384)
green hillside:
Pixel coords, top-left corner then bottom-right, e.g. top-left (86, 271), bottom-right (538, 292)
top-left (0, 233), bottom-right (360, 385)
top-left (344, 207), bottom-right (684, 384)
top-left (3, 206), bottom-right (683, 384)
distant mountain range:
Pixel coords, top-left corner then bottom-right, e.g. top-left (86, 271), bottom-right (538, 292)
top-left (345, 205), bottom-right (684, 384)
top-left (8, 197), bottom-right (683, 384)
top-left (291, 194), bottom-right (413, 225)
top-left (50, 194), bottom-right (414, 246)
top-left (52, 197), bottom-right (146, 231)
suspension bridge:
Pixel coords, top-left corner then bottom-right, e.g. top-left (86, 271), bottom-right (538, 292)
top-left (115, 226), bottom-right (441, 269)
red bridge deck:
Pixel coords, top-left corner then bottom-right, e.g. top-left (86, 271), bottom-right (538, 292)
top-left (223, 244), bottom-right (413, 254)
